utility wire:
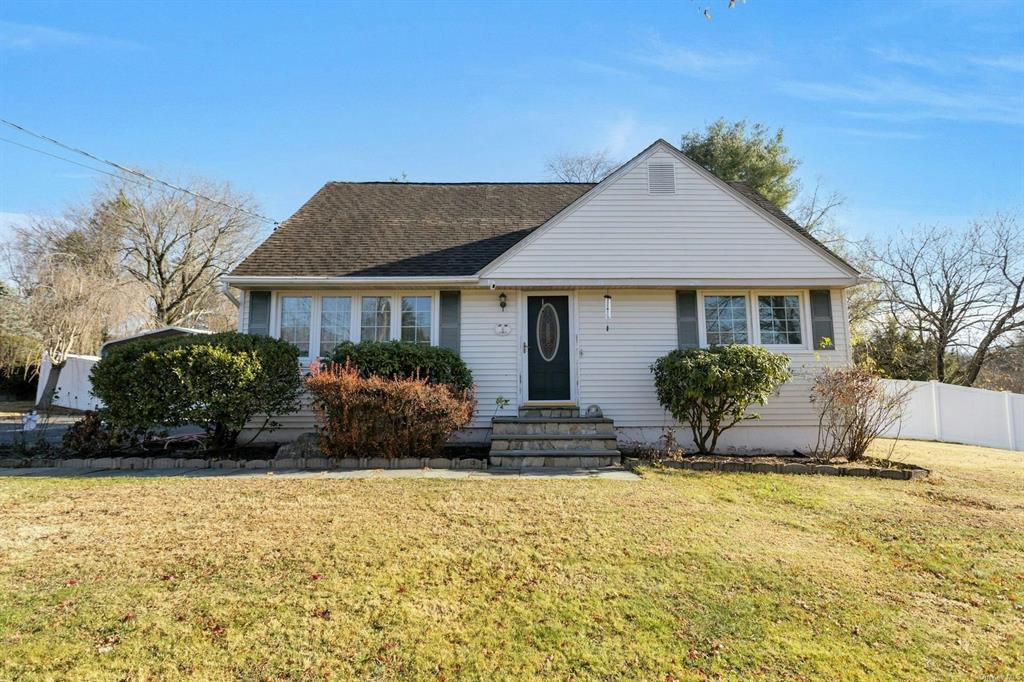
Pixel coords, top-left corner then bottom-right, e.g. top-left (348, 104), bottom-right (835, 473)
top-left (0, 118), bottom-right (279, 225)
top-left (0, 135), bottom-right (161, 189)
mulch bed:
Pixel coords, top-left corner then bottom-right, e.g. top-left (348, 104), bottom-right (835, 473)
top-left (627, 453), bottom-right (929, 480)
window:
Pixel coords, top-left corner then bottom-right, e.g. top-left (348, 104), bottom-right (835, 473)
top-left (757, 295), bottom-right (803, 346)
top-left (319, 296), bottom-right (352, 356)
top-left (279, 296), bottom-right (312, 356)
top-left (400, 296), bottom-right (432, 345)
top-left (703, 295), bottom-right (748, 345)
top-left (360, 296), bottom-right (392, 341)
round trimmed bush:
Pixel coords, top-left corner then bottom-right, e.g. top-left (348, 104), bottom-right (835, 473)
top-left (650, 344), bottom-right (791, 454)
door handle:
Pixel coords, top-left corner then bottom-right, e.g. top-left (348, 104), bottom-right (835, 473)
top-left (522, 342), bottom-right (528, 354)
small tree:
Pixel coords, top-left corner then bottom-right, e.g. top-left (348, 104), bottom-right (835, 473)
top-left (651, 345), bottom-right (791, 454)
top-left (810, 365), bottom-right (912, 463)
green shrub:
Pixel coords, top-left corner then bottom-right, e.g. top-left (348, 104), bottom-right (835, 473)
top-left (91, 332), bottom-right (303, 448)
top-left (328, 341), bottom-right (473, 393)
top-left (306, 361), bottom-right (476, 458)
top-left (650, 345), bottom-right (791, 454)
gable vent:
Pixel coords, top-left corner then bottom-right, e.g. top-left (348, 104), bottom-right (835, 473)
top-left (647, 162), bottom-right (675, 194)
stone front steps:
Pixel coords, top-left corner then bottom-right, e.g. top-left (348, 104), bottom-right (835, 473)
top-left (489, 406), bottom-right (621, 468)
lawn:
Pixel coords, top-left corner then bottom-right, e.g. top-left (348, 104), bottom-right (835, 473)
top-left (1, 441), bottom-right (1021, 681)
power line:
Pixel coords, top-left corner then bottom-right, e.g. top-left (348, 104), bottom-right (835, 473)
top-left (0, 118), bottom-right (279, 225)
top-left (0, 135), bottom-right (160, 189)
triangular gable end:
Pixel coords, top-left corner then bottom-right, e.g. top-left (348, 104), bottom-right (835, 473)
top-left (480, 140), bottom-right (859, 285)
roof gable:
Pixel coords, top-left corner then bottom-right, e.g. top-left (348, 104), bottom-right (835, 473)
top-left (479, 140), bottom-right (859, 283)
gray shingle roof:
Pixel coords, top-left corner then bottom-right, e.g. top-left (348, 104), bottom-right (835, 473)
top-left (230, 182), bottom-right (594, 277)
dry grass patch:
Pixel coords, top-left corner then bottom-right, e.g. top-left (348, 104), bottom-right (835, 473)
top-left (0, 440), bottom-right (1021, 680)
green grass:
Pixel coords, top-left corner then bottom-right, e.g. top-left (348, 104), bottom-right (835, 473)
top-left (1, 440), bottom-right (1022, 680)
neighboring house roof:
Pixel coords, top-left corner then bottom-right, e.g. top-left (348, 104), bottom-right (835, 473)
top-left (230, 182), bottom-right (593, 278)
top-left (99, 326), bottom-right (211, 357)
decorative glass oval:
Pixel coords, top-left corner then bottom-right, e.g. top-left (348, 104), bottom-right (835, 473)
top-left (536, 302), bottom-right (560, 362)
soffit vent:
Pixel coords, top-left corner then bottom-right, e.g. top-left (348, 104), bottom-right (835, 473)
top-left (647, 162), bottom-right (675, 194)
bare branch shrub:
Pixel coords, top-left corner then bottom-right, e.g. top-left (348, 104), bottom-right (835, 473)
top-left (810, 365), bottom-right (912, 463)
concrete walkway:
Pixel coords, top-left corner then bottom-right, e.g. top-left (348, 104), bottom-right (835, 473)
top-left (0, 467), bottom-right (641, 481)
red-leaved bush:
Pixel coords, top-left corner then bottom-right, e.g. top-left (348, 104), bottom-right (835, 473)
top-left (305, 361), bottom-right (476, 458)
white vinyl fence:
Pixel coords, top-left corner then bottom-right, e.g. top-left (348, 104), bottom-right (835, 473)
top-left (882, 380), bottom-right (1024, 452)
top-left (35, 353), bottom-right (101, 412)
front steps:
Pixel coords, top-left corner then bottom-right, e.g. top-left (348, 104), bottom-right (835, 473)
top-left (489, 406), bottom-right (621, 468)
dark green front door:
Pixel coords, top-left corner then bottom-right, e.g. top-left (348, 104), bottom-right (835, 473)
top-left (527, 295), bottom-right (571, 401)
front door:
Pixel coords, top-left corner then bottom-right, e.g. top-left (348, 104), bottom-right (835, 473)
top-left (526, 295), bottom-right (571, 401)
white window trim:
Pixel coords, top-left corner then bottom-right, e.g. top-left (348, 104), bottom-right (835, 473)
top-left (270, 291), bottom-right (440, 361)
top-left (697, 290), bottom-right (753, 348)
top-left (696, 290), bottom-right (811, 350)
top-left (751, 290), bottom-right (810, 350)
top-left (317, 294), bottom-right (354, 358)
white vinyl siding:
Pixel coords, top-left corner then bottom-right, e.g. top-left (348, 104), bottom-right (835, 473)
top-left (575, 288), bottom-right (850, 429)
top-left (485, 148), bottom-right (853, 282)
top-left (241, 286), bottom-right (851, 439)
top-left (459, 289), bottom-right (519, 427)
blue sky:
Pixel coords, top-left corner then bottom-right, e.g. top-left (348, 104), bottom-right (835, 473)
top-left (1, 0), bottom-right (1022, 244)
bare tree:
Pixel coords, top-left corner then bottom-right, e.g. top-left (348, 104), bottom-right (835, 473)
top-left (872, 214), bottom-right (1023, 385)
top-left (545, 150), bottom-right (618, 183)
top-left (99, 177), bottom-right (261, 327)
top-left (23, 259), bottom-right (143, 407)
top-left (793, 178), bottom-right (845, 242)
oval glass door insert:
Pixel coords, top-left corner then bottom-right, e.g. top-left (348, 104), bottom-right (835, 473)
top-left (536, 302), bottom-right (560, 362)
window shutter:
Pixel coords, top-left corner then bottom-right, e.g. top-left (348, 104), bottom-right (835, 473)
top-left (809, 290), bottom-right (835, 350)
top-left (439, 290), bottom-right (461, 354)
top-left (247, 291), bottom-right (271, 336)
top-left (676, 291), bottom-right (699, 349)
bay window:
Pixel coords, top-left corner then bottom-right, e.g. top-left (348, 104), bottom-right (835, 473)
top-left (279, 296), bottom-right (313, 356)
top-left (400, 296), bottom-right (432, 345)
top-left (360, 296), bottom-right (392, 341)
top-left (319, 296), bottom-right (352, 356)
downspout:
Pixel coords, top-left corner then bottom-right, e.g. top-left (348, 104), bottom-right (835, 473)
top-left (219, 281), bottom-right (239, 308)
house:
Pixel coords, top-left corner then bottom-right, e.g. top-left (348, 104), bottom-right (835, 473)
top-left (224, 140), bottom-right (860, 460)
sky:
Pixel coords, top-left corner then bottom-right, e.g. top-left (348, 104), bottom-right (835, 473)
top-left (1, 0), bottom-right (1022, 245)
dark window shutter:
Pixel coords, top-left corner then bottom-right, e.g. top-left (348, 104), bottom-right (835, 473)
top-left (247, 291), bottom-right (271, 336)
top-left (439, 290), bottom-right (461, 354)
top-left (676, 291), bottom-right (699, 349)
top-left (810, 290), bottom-right (835, 350)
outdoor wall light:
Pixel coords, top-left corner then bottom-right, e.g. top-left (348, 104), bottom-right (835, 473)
top-left (499, 292), bottom-right (507, 311)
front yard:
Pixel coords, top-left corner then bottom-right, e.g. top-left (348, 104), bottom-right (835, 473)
top-left (1, 440), bottom-right (1021, 680)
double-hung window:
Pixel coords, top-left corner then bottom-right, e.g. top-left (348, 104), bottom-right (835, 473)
top-left (279, 296), bottom-right (313, 357)
top-left (360, 296), bottom-right (393, 342)
top-left (319, 296), bottom-right (352, 356)
top-left (703, 295), bottom-right (749, 345)
top-left (400, 296), bottom-right (432, 345)
top-left (756, 295), bottom-right (803, 346)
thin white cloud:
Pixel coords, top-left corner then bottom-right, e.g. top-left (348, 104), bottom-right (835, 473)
top-left (823, 127), bottom-right (925, 141)
top-left (0, 20), bottom-right (139, 50)
top-left (870, 47), bottom-right (945, 72)
top-left (780, 77), bottom-right (1024, 126)
top-left (630, 36), bottom-right (757, 77)
top-left (967, 53), bottom-right (1024, 73)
